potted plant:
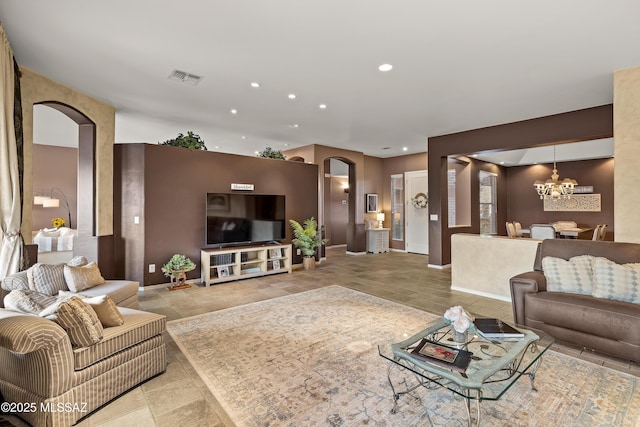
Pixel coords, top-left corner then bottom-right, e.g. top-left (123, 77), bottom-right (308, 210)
top-left (257, 146), bottom-right (286, 159)
top-left (161, 254), bottom-right (196, 290)
top-left (158, 131), bottom-right (207, 151)
top-left (289, 217), bottom-right (326, 270)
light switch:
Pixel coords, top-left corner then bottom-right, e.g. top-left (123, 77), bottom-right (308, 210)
top-left (149, 264), bottom-right (155, 273)
top-left (134, 216), bottom-right (140, 224)
top-left (430, 214), bottom-right (438, 221)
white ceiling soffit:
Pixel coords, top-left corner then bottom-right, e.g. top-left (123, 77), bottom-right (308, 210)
top-left (471, 138), bottom-right (614, 167)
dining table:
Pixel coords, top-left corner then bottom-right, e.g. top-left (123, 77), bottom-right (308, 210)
top-left (519, 226), bottom-right (592, 239)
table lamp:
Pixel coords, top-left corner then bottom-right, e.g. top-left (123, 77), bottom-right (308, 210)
top-left (377, 212), bottom-right (385, 229)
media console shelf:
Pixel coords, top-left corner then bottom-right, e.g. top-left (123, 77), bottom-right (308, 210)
top-left (201, 243), bottom-right (292, 286)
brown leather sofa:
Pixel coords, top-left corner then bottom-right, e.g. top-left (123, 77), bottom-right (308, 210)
top-left (510, 239), bottom-right (640, 362)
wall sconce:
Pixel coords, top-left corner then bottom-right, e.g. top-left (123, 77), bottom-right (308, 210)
top-left (33, 187), bottom-right (72, 228)
top-left (376, 212), bottom-right (385, 229)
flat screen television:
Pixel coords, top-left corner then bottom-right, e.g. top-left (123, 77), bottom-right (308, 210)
top-left (206, 193), bottom-right (286, 246)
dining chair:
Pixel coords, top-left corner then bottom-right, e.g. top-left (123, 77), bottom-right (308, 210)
top-left (513, 221), bottom-right (524, 237)
top-left (506, 222), bottom-right (516, 238)
top-left (598, 224), bottom-right (608, 241)
top-left (592, 225), bottom-right (603, 241)
top-left (530, 224), bottom-right (556, 240)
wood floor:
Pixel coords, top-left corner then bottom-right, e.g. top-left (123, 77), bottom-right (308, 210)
top-left (6, 247), bottom-right (637, 426)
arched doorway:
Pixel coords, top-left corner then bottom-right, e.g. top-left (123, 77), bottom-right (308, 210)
top-left (323, 157), bottom-right (356, 254)
top-left (31, 104), bottom-right (79, 263)
top-left (34, 101), bottom-right (97, 259)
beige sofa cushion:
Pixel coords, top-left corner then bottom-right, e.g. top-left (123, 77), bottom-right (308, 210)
top-left (73, 280), bottom-right (139, 306)
top-left (72, 307), bottom-right (166, 370)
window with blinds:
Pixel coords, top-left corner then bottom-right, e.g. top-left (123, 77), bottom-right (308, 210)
top-left (479, 171), bottom-right (498, 234)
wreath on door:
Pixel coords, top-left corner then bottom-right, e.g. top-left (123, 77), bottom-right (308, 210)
top-left (411, 192), bottom-right (428, 209)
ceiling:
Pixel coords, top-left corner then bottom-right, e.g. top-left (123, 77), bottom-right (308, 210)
top-left (2, 1), bottom-right (639, 158)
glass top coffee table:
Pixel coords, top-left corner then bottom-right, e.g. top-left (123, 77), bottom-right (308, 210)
top-left (378, 318), bottom-right (554, 426)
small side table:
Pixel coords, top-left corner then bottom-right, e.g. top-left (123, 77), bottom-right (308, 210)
top-left (367, 228), bottom-right (390, 253)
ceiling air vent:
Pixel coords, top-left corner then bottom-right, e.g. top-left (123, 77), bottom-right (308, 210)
top-left (168, 69), bottom-right (203, 86)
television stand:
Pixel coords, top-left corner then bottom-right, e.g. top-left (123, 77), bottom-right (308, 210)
top-left (200, 243), bottom-right (292, 286)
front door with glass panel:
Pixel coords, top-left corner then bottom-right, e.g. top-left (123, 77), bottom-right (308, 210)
top-left (405, 170), bottom-right (428, 255)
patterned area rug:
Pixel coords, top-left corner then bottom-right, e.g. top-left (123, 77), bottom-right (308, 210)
top-left (167, 286), bottom-right (640, 426)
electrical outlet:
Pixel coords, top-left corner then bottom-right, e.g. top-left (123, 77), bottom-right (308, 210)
top-left (296, 249), bottom-right (301, 256)
top-left (149, 264), bottom-right (155, 273)
top-left (134, 216), bottom-right (140, 224)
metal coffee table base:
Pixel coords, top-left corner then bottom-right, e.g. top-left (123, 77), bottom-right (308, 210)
top-left (384, 343), bottom-right (545, 427)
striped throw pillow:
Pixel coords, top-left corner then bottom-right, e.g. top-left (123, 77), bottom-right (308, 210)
top-left (55, 297), bottom-right (103, 347)
top-left (28, 263), bottom-right (68, 295)
top-left (592, 258), bottom-right (640, 304)
top-left (1, 270), bottom-right (30, 291)
top-left (542, 255), bottom-right (595, 295)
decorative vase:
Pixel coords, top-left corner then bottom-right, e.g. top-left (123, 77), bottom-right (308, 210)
top-left (302, 257), bottom-right (316, 270)
top-left (454, 329), bottom-right (468, 344)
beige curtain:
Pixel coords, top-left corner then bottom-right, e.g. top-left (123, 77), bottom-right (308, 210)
top-left (0, 23), bottom-right (22, 280)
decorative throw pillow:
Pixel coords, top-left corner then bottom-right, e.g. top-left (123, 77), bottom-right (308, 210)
top-left (592, 257), bottom-right (640, 304)
top-left (54, 297), bottom-right (103, 347)
top-left (3, 289), bottom-right (58, 314)
top-left (63, 262), bottom-right (105, 292)
top-left (81, 295), bottom-right (124, 327)
top-left (27, 263), bottom-right (68, 295)
top-left (67, 256), bottom-right (89, 267)
top-left (1, 270), bottom-right (30, 291)
top-left (542, 255), bottom-right (595, 295)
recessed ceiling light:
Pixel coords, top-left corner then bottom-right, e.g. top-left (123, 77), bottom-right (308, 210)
top-left (378, 63), bottom-right (393, 72)
top-left (319, 104), bottom-right (327, 109)
top-left (214, 146), bottom-right (220, 149)
top-left (471, 154), bottom-right (478, 157)
top-left (500, 161), bottom-right (505, 165)
top-left (241, 136), bottom-right (247, 140)
top-left (230, 109), bottom-right (238, 114)
top-left (402, 147), bottom-right (408, 151)
top-left (250, 82), bottom-right (260, 88)
top-left (289, 124), bottom-right (299, 128)
top-left (284, 143), bottom-right (289, 146)
top-left (288, 93), bottom-right (296, 99)
top-left (254, 151), bottom-right (260, 155)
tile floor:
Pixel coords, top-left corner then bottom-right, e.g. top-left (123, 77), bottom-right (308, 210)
top-left (4, 247), bottom-right (639, 426)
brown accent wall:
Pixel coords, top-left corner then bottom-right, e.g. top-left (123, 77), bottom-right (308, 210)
top-left (115, 143), bottom-right (318, 286)
top-left (506, 158), bottom-right (614, 239)
top-left (31, 145), bottom-right (78, 230)
top-left (428, 104), bottom-right (613, 266)
top-left (284, 144), bottom-right (367, 252)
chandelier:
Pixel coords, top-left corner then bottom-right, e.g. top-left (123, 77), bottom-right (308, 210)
top-left (533, 146), bottom-right (577, 200)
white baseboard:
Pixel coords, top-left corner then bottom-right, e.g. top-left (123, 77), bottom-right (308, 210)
top-left (346, 251), bottom-right (367, 256)
top-left (450, 285), bottom-right (512, 302)
top-left (139, 277), bottom-right (202, 291)
top-left (428, 263), bottom-right (451, 269)
top-left (391, 248), bottom-right (407, 253)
